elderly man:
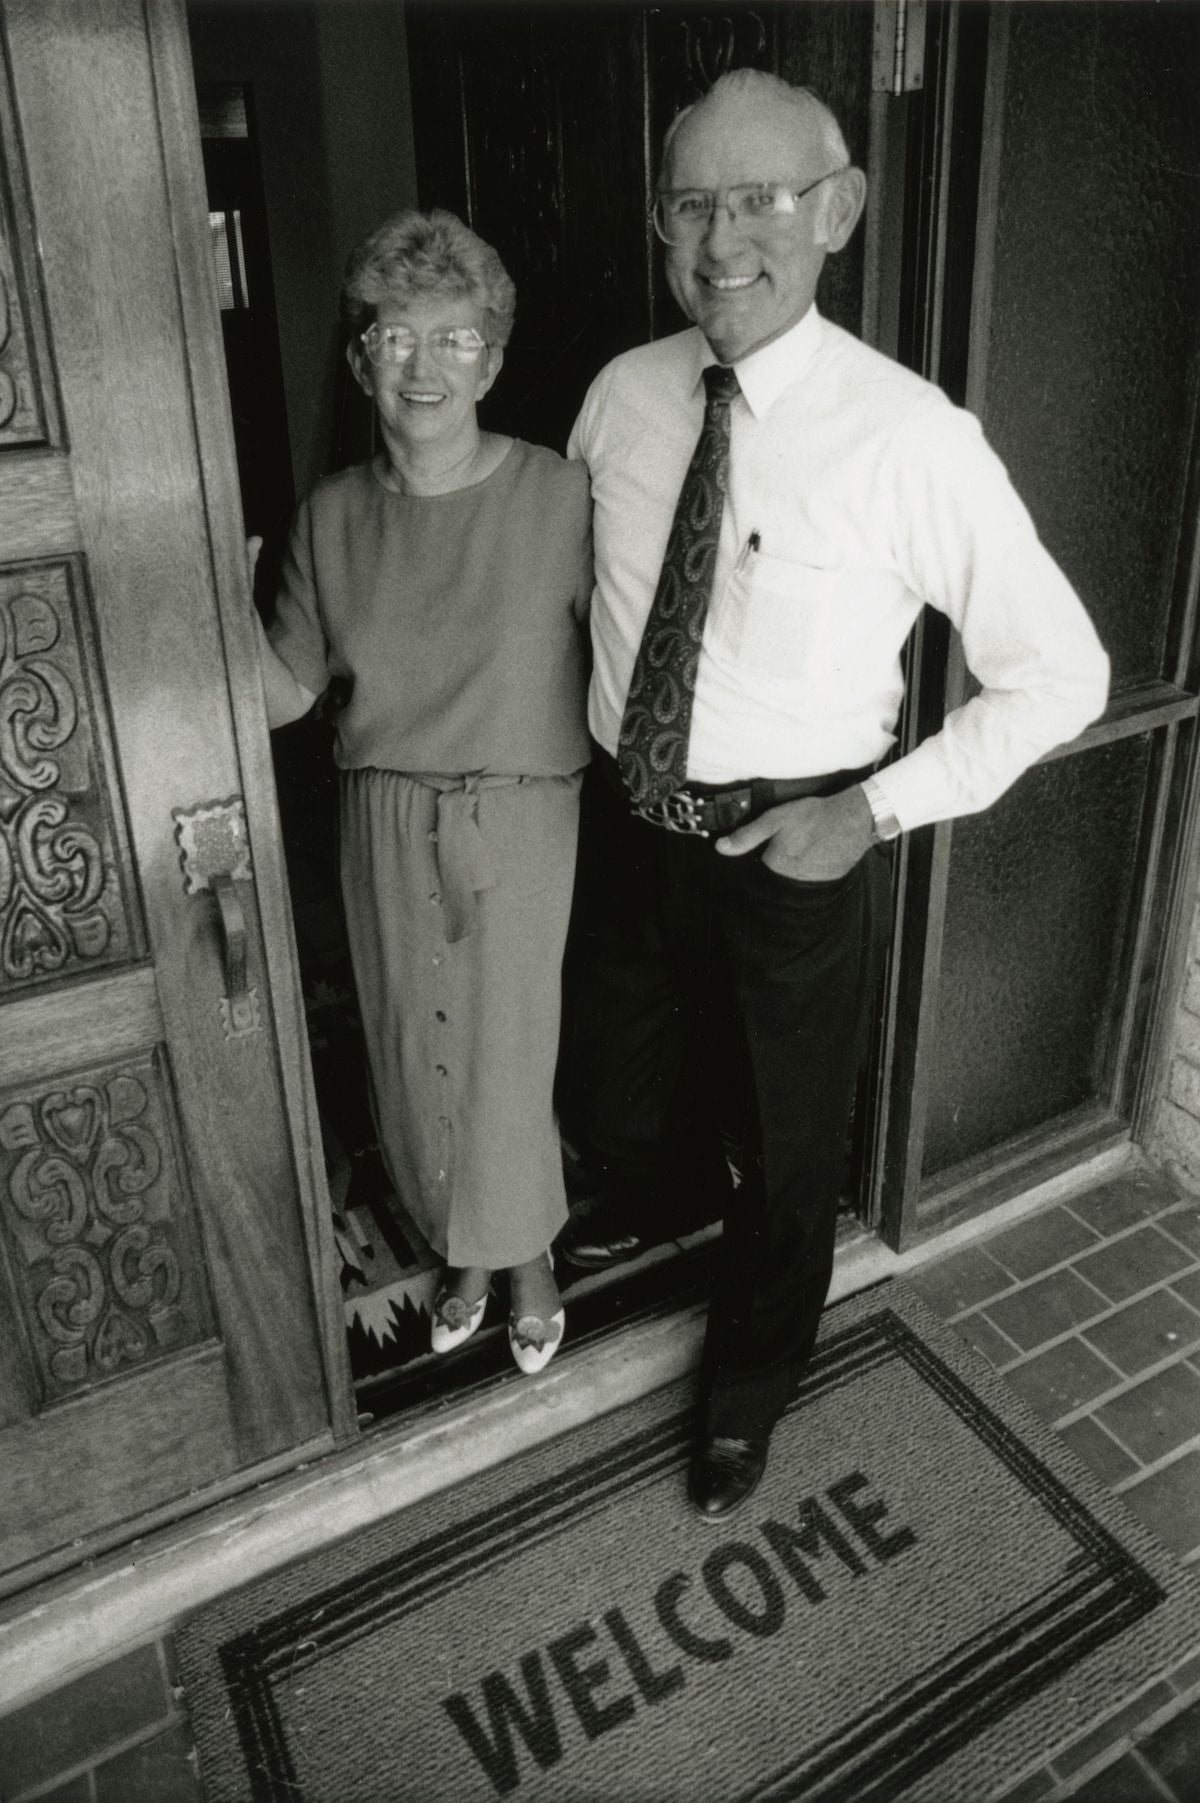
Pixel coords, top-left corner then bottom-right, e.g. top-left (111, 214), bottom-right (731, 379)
top-left (562, 68), bottom-right (1108, 1520)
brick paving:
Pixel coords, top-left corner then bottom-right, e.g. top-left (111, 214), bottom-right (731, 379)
top-left (2, 1162), bottom-right (1199, 1800)
top-left (0, 1641), bottom-right (195, 1803)
top-left (907, 1163), bottom-right (1200, 1799)
top-left (907, 1169), bottom-right (1200, 1570)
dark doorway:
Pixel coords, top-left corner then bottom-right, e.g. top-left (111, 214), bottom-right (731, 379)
top-left (183, 0), bottom-right (1200, 1422)
top-left (197, 84), bottom-right (295, 551)
top-left (185, 0), bottom-right (883, 1420)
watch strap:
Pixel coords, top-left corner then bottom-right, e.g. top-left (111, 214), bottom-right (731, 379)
top-left (860, 774), bottom-right (902, 843)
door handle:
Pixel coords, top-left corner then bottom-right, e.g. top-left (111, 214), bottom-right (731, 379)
top-left (211, 873), bottom-right (255, 1033)
top-left (173, 798), bottom-right (261, 1039)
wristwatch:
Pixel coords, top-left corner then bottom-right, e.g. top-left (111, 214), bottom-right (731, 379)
top-left (860, 775), bottom-right (903, 844)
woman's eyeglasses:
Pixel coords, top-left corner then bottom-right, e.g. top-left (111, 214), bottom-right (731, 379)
top-left (360, 324), bottom-right (489, 367)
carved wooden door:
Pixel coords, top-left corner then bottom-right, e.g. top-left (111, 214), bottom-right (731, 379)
top-left (0, 0), bottom-right (349, 1587)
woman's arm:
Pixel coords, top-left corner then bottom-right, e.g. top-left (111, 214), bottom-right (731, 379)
top-left (247, 534), bottom-right (319, 728)
top-left (254, 610), bottom-right (319, 727)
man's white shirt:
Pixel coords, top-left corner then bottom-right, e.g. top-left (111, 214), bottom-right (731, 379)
top-left (567, 306), bottom-right (1109, 833)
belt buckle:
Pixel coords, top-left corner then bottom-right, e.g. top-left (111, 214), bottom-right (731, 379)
top-left (636, 788), bottom-right (710, 835)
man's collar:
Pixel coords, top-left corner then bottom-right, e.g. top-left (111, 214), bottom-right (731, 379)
top-left (691, 306), bottom-right (823, 419)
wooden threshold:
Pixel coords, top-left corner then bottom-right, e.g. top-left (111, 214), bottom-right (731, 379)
top-left (0, 1138), bottom-right (1135, 1715)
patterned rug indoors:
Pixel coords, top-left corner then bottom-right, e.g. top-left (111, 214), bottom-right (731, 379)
top-left (175, 1283), bottom-right (1197, 1802)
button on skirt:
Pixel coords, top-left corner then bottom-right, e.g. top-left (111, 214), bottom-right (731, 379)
top-left (338, 766), bottom-right (582, 1269)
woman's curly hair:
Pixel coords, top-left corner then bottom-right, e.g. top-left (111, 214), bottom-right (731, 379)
top-left (341, 207), bottom-right (516, 348)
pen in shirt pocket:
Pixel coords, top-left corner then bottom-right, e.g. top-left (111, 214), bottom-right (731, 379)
top-left (735, 529), bottom-right (762, 574)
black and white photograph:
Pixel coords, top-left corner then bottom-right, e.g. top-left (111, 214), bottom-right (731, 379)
top-left (0, 1), bottom-right (1199, 1797)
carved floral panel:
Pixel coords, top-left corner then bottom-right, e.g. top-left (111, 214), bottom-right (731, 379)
top-left (647, 5), bottom-right (775, 130)
top-left (684, 6), bottom-right (771, 86)
top-left (0, 558), bottom-right (141, 991)
top-left (0, 1051), bottom-right (215, 1403)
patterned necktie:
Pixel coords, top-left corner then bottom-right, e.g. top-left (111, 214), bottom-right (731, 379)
top-left (617, 363), bottom-right (741, 806)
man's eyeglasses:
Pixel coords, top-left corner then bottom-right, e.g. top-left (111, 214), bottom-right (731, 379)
top-left (359, 324), bottom-right (489, 368)
top-left (652, 174), bottom-right (837, 246)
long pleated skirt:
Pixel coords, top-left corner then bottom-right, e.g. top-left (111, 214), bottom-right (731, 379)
top-left (338, 766), bottom-right (582, 1270)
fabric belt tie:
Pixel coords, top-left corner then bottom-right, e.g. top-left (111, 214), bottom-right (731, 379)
top-left (406, 772), bottom-right (525, 943)
top-left (594, 745), bottom-right (873, 837)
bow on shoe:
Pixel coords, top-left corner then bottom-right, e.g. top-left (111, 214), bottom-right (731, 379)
top-left (508, 1308), bottom-right (566, 1376)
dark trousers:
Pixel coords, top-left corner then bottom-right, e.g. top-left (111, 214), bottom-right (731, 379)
top-left (564, 757), bottom-right (893, 1437)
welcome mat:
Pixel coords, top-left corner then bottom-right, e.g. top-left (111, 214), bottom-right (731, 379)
top-left (175, 1284), bottom-right (1197, 1802)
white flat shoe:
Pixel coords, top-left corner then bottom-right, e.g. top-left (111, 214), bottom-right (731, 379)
top-left (508, 1308), bottom-right (565, 1375)
top-left (431, 1288), bottom-right (488, 1354)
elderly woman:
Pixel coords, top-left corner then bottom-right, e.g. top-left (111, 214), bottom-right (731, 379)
top-left (255, 208), bottom-right (591, 1374)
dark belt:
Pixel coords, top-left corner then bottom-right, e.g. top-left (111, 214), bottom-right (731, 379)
top-left (594, 746), bottom-right (873, 837)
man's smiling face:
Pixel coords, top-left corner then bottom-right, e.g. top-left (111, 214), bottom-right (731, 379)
top-left (661, 90), bottom-right (841, 365)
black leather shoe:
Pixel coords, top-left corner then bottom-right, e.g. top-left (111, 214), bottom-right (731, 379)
top-left (557, 1195), bottom-right (661, 1271)
top-left (559, 1223), bottom-right (648, 1271)
top-left (688, 1434), bottom-right (770, 1521)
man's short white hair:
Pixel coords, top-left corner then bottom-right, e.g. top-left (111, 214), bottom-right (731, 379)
top-left (660, 68), bottom-right (851, 185)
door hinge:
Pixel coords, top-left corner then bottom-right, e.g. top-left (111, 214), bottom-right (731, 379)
top-left (873, 0), bottom-right (926, 95)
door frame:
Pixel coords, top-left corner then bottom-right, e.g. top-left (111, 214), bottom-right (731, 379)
top-left (143, 0), bottom-right (356, 1442)
top-left (0, 0), bottom-right (355, 1600)
top-left (863, 0), bottom-right (1200, 1249)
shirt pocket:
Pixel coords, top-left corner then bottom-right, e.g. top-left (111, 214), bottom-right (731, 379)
top-left (719, 551), bottom-right (843, 685)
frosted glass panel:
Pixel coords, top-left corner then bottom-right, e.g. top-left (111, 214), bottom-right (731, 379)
top-left (922, 737), bottom-right (1152, 1178)
top-left (981, 3), bottom-right (1200, 689)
